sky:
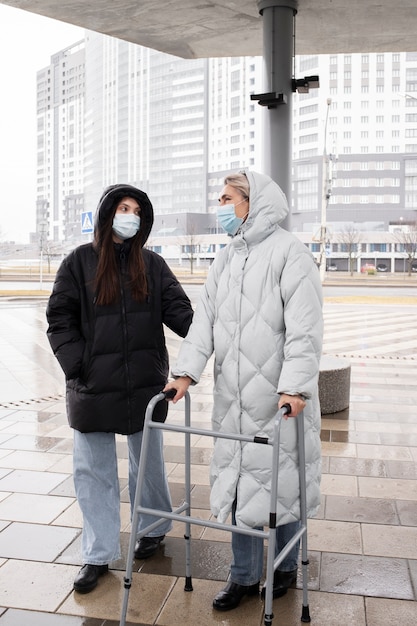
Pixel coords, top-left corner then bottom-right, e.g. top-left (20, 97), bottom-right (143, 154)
top-left (0, 4), bottom-right (84, 243)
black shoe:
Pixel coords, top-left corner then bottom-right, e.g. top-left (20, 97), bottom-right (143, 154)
top-left (212, 581), bottom-right (260, 611)
top-left (73, 564), bottom-right (109, 594)
top-left (261, 568), bottom-right (298, 599)
top-left (134, 535), bottom-right (165, 559)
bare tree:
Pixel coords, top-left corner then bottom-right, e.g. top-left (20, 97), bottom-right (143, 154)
top-left (43, 240), bottom-right (55, 274)
top-left (394, 224), bottom-right (417, 275)
top-left (176, 222), bottom-right (202, 274)
top-left (337, 226), bottom-right (362, 275)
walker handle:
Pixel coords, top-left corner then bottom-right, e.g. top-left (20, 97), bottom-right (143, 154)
top-left (281, 402), bottom-right (292, 415)
top-left (163, 388), bottom-right (177, 400)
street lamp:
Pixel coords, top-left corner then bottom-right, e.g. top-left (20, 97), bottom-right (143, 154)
top-left (319, 97), bottom-right (332, 282)
top-left (38, 220), bottom-right (48, 291)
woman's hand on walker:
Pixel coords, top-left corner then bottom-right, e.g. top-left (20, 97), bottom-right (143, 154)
top-left (279, 393), bottom-right (306, 418)
top-left (163, 376), bottom-right (193, 403)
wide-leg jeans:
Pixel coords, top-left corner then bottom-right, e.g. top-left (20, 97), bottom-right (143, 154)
top-left (73, 428), bottom-right (173, 565)
top-left (230, 502), bottom-right (300, 585)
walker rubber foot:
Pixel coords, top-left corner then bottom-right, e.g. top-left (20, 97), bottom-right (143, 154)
top-left (301, 605), bottom-right (311, 622)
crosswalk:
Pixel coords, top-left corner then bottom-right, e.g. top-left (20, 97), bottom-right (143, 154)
top-left (323, 303), bottom-right (417, 360)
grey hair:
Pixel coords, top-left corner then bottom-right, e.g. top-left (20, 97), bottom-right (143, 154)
top-left (223, 172), bottom-right (250, 201)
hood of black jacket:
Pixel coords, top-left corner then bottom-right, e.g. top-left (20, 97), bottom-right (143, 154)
top-left (94, 183), bottom-right (154, 246)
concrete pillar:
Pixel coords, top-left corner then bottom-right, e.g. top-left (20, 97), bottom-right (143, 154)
top-left (257, 0), bottom-right (298, 231)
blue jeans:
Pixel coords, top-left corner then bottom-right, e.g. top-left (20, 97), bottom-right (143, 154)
top-left (73, 428), bottom-right (173, 565)
top-left (230, 506), bottom-right (300, 585)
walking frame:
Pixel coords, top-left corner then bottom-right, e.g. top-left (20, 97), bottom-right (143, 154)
top-left (120, 390), bottom-right (311, 626)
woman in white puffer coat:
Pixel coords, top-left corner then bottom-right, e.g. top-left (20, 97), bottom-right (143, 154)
top-left (164, 170), bottom-right (323, 611)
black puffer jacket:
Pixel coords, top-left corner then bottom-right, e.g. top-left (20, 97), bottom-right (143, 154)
top-left (46, 184), bottom-right (193, 434)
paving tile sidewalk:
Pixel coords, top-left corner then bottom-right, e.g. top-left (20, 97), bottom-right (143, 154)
top-left (0, 297), bottom-right (415, 625)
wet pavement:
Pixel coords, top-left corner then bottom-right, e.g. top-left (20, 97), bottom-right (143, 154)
top-left (0, 294), bottom-right (416, 625)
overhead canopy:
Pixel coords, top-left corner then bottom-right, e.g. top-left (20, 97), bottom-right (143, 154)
top-left (0, 0), bottom-right (416, 58)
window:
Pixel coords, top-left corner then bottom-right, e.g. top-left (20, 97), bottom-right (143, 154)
top-left (299, 118), bottom-right (318, 130)
top-left (370, 243), bottom-right (387, 252)
top-left (299, 133), bottom-right (318, 144)
top-left (299, 104), bottom-right (318, 115)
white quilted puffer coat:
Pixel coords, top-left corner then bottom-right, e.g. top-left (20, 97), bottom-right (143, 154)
top-left (172, 171), bottom-right (323, 529)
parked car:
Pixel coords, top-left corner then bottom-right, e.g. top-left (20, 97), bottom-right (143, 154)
top-left (376, 264), bottom-right (388, 272)
top-left (412, 264), bottom-right (417, 273)
top-left (327, 264), bottom-right (338, 271)
top-left (360, 263), bottom-right (376, 273)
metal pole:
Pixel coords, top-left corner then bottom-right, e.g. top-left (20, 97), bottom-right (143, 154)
top-left (319, 98), bottom-right (332, 282)
top-left (257, 0), bottom-right (298, 231)
top-left (38, 220), bottom-right (48, 291)
top-left (40, 246), bottom-right (44, 291)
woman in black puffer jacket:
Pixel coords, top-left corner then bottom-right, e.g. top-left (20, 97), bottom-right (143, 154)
top-left (46, 184), bottom-right (193, 594)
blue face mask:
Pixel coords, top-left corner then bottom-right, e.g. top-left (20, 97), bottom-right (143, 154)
top-left (217, 203), bottom-right (247, 236)
top-left (112, 214), bottom-right (140, 240)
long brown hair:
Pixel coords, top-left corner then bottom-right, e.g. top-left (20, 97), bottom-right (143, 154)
top-left (93, 199), bottom-right (148, 306)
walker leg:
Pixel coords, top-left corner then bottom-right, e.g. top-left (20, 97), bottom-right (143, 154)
top-left (184, 532), bottom-right (193, 591)
top-left (183, 393), bottom-right (193, 593)
top-left (300, 557), bottom-right (311, 622)
top-left (298, 412), bottom-right (311, 624)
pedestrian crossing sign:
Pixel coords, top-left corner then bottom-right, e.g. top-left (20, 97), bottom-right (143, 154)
top-left (81, 211), bottom-right (94, 234)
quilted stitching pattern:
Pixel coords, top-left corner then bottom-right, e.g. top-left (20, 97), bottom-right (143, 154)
top-left (172, 172), bottom-right (323, 528)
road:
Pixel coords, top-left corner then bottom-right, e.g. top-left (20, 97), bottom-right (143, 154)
top-left (0, 281), bottom-right (416, 306)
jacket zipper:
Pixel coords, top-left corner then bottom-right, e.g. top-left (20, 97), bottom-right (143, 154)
top-left (119, 248), bottom-right (132, 431)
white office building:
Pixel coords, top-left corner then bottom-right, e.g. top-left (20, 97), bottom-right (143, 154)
top-left (292, 52), bottom-right (417, 232)
top-left (35, 37), bottom-right (417, 271)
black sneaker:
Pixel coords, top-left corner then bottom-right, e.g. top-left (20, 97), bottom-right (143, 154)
top-left (261, 568), bottom-right (298, 599)
top-left (134, 535), bottom-right (165, 559)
